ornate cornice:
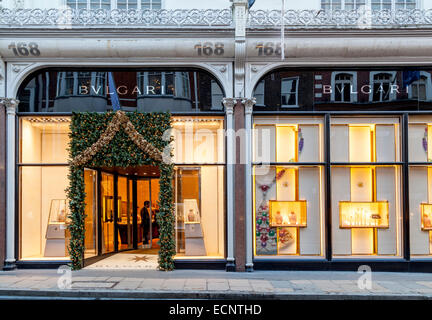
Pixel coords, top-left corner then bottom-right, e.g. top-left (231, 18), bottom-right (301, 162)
top-left (0, 8), bottom-right (233, 27)
top-left (248, 9), bottom-right (432, 29)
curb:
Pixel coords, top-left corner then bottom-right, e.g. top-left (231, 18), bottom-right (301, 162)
top-left (0, 289), bottom-right (431, 300)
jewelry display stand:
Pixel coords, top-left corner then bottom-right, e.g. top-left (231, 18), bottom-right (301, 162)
top-left (183, 199), bottom-right (206, 256)
top-left (44, 199), bottom-right (68, 257)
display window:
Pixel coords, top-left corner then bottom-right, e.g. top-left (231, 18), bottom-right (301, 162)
top-left (331, 117), bottom-right (402, 257)
top-left (409, 115), bottom-right (432, 257)
top-left (19, 117), bottom-right (71, 260)
top-left (172, 117), bottom-right (226, 259)
top-left (253, 117), bottom-right (325, 257)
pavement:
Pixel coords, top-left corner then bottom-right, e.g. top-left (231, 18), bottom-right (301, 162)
top-left (2, 267), bottom-right (432, 299)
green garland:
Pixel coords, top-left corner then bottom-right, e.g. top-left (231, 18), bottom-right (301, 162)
top-left (66, 111), bottom-right (174, 271)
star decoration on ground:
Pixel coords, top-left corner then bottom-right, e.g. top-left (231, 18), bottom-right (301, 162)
top-left (130, 255), bottom-right (149, 263)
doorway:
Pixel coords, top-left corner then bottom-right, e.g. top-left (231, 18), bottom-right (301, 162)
top-left (83, 166), bottom-right (161, 265)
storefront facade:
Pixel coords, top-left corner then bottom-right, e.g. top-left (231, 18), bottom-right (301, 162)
top-left (2, 0), bottom-right (432, 272)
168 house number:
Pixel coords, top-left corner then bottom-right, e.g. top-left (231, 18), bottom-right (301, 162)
top-left (8, 42), bottom-right (41, 56)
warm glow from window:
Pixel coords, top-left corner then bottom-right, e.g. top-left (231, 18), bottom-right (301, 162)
top-left (339, 201), bottom-right (389, 228)
top-left (269, 200), bottom-right (307, 227)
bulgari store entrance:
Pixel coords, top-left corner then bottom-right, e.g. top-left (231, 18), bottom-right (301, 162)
top-left (16, 67), bottom-right (226, 268)
top-left (82, 166), bottom-right (161, 265)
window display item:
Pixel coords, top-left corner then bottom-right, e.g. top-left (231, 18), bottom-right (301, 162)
top-left (184, 199), bottom-right (200, 223)
top-left (269, 200), bottom-right (307, 227)
top-left (183, 199), bottom-right (206, 255)
top-left (277, 228), bottom-right (297, 255)
top-left (45, 199), bottom-right (68, 257)
top-left (339, 201), bottom-right (389, 229)
top-left (421, 203), bottom-right (432, 230)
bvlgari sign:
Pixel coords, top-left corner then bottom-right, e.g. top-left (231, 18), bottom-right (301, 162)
top-left (78, 85), bottom-right (172, 96)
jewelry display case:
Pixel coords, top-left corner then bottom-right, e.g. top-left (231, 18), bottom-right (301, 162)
top-left (421, 203), bottom-right (432, 231)
top-left (269, 200), bottom-right (307, 228)
top-left (339, 201), bottom-right (389, 229)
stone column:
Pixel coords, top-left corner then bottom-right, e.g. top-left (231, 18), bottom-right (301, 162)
top-left (242, 98), bottom-right (255, 272)
top-left (0, 98), bottom-right (19, 270)
top-left (223, 98), bottom-right (236, 271)
top-left (0, 99), bottom-right (6, 269)
top-left (233, 99), bottom-right (247, 272)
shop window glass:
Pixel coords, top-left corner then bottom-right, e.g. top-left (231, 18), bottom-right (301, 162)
top-left (19, 117), bottom-right (71, 261)
top-left (174, 166), bottom-right (225, 258)
top-left (211, 80), bottom-right (224, 110)
top-left (18, 69), bottom-right (223, 113)
top-left (409, 116), bottom-right (432, 257)
top-left (20, 117), bottom-right (71, 164)
top-left (253, 117), bottom-right (325, 257)
top-left (254, 81), bottom-right (265, 106)
top-left (171, 117), bottom-right (225, 164)
top-left (20, 166), bottom-right (70, 260)
top-left (172, 116), bottom-right (225, 259)
top-left (330, 117), bottom-right (402, 257)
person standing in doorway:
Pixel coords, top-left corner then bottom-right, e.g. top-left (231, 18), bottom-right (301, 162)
top-left (140, 201), bottom-right (151, 245)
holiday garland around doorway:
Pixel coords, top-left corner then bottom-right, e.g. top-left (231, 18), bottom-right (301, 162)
top-left (67, 111), bottom-right (175, 271)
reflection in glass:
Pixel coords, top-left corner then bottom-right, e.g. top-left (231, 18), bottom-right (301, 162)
top-left (18, 70), bottom-right (224, 112)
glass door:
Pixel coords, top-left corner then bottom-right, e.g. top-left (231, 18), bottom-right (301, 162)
top-left (136, 178), bottom-right (160, 249)
top-left (101, 172), bottom-right (115, 254)
top-left (117, 176), bottom-right (133, 250)
top-left (137, 179), bottom-right (151, 248)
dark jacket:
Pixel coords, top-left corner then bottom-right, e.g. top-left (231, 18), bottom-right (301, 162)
top-left (140, 207), bottom-right (150, 230)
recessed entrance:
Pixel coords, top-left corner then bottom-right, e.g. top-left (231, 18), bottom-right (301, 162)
top-left (83, 165), bottom-right (161, 266)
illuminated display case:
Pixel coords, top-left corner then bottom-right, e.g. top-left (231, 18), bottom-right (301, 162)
top-left (269, 200), bottom-right (307, 227)
top-left (339, 201), bottom-right (389, 229)
top-left (253, 117), bottom-right (324, 256)
top-left (421, 203), bottom-right (432, 231)
top-left (331, 117), bottom-right (401, 256)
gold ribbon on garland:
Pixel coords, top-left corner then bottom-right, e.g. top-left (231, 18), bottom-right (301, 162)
top-left (70, 110), bottom-right (163, 167)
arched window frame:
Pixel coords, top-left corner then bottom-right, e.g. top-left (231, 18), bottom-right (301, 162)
top-left (369, 71), bottom-right (397, 102)
top-left (408, 71), bottom-right (432, 101)
top-left (331, 71), bottom-right (358, 103)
